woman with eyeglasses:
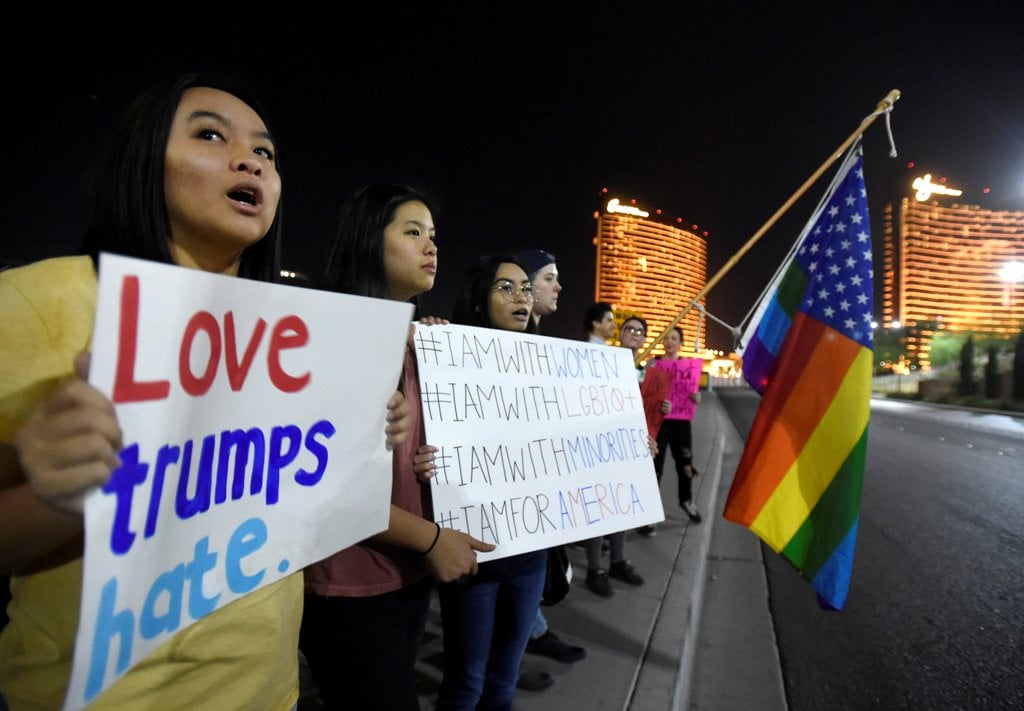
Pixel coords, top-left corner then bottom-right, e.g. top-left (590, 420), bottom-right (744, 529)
top-left (435, 255), bottom-right (547, 710)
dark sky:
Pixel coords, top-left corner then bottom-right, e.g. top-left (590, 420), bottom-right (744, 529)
top-left (4, 5), bottom-right (1023, 349)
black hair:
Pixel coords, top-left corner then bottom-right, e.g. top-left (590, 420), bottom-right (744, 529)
top-left (80, 72), bottom-right (283, 283)
top-left (655, 326), bottom-right (686, 359)
top-left (621, 316), bottom-right (648, 334)
top-left (583, 301), bottom-right (613, 332)
top-left (452, 254), bottom-right (538, 333)
top-left (320, 184), bottom-right (434, 300)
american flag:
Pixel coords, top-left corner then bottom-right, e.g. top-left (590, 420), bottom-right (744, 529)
top-left (726, 146), bottom-right (875, 610)
top-left (796, 157), bottom-right (874, 349)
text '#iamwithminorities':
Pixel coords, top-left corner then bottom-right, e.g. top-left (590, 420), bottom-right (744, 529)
top-left (429, 426), bottom-right (650, 487)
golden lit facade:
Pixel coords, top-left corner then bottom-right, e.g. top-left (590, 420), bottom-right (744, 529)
top-left (594, 198), bottom-right (708, 356)
top-left (882, 191), bottom-right (1024, 358)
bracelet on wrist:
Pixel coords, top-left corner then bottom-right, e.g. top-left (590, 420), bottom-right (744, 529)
top-left (421, 523), bottom-right (441, 556)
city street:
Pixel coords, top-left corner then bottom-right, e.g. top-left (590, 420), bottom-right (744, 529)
top-left (717, 389), bottom-right (1024, 710)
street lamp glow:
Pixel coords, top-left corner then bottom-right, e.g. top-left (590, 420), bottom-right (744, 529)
top-left (997, 260), bottom-right (1024, 284)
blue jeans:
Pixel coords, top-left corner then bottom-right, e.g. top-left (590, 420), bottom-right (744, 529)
top-left (436, 550), bottom-right (547, 710)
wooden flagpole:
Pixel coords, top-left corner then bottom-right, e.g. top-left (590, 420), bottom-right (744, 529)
top-left (634, 88), bottom-right (901, 366)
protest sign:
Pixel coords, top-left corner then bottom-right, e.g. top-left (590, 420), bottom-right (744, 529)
top-left (651, 358), bottom-right (703, 420)
top-left (413, 323), bottom-right (664, 562)
top-left (639, 366), bottom-right (672, 435)
top-left (65, 254), bottom-right (413, 709)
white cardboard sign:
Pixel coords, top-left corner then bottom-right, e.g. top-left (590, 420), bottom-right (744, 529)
top-left (413, 323), bottom-right (665, 562)
top-left (66, 254), bottom-right (413, 708)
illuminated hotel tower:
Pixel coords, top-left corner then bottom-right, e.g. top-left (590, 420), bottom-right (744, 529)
top-left (594, 197), bottom-right (708, 356)
top-left (882, 173), bottom-right (1024, 362)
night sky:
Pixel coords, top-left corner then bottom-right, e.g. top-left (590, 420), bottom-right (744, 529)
top-left (4, 5), bottom-right (1023, 349)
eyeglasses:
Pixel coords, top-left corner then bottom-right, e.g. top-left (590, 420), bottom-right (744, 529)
top-left (622, 326), bottom-right (646, 336)
top-left (492, 280), bottom-right (534, 302)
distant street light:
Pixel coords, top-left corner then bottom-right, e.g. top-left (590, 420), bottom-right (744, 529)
top-left (998, 260), bottom-right (1024, 287)
top-left (893, 356), bottom-right (910, 393)
top-left (998, 260), bottom-right (1024, 331)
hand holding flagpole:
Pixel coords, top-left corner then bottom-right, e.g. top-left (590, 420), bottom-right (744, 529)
top-left (635, 89), bottom-right (901, 366)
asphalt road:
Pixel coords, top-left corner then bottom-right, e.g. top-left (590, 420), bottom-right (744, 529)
top-left (716, 388), bottom-right (1024, 711)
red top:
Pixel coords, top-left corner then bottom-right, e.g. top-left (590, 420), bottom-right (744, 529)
top-left (639, 365), bottom-right (672, 438)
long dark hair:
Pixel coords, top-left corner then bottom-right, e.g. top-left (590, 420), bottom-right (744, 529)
top-left (320, 184), bottom-right (434, 299)
top-left (452, 254), bottom-right (538, 333)
top-left (80, 72), bottom-right (283, 282)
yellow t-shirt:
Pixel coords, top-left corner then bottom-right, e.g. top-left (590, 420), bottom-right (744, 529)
top-left (0, 256), bottom-right (302, 710)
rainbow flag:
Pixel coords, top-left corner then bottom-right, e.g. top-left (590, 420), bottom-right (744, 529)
top-left (724, 146), bottom-right (873, 611)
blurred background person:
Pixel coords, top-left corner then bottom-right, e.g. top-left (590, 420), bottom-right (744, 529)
top-left (511, 249), bottom-right (585, 690)
top-left (583, 301), bottom-right (615, 344)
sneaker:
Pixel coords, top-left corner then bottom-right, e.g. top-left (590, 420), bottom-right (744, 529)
top-left (682, 500), bottom-right (702, 523)
top-left (526, 630), bottom-right (587, 663)
top-left (636, 525), bottom-right (657, 538)
top-left (609, 560), bottom-right (645, 586)
top-left (516, 669), bottom-right (554, 691)
top-left (586, 569), bottom-right (613, 597)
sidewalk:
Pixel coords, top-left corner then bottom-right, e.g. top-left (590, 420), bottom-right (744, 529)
top-left (404, 389), bottom-right (788, 710)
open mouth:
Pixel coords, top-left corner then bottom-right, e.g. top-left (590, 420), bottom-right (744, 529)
top-left (228, 188), bottom-right (258, 206)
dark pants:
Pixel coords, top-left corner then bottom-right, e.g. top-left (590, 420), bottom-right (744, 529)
top-left (654, 418), bottom-right (694, 504)
top-left (436, 550), bottom-right (547, 710)
top-left (300, 577), bottom-right (432, 711)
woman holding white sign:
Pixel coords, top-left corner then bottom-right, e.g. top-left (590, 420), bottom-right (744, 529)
top-left (434, 255), bottom-right (548, 710)
top-left (302, 184), bottom-right (495, 711)
top-left (0, 74), bottom-right (409, 710)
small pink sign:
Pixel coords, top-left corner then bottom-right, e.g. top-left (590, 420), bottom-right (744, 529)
top-left (652, 358), bottom-right (702, 420)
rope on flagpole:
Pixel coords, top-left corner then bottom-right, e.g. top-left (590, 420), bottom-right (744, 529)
top-left (634, 88), bottom-right (901, 366)
top-left (691, 304), bottom-right (742, 352)
top-left (700, 306), bottom-right (744, 351)
top-left (702, 306), bottom-right (740, 336)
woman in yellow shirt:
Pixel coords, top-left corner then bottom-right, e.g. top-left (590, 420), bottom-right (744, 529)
top-left (0, 73), bottom-right (408, 710)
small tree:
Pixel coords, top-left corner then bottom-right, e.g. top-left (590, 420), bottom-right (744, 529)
top-left (929, 331), bottom-right (963, 368)
top-left (984, 345), bottom-right (1000, 399)
top-left (958, 336), bottom-right (977, 396)
top-left (1014, 332), bottom-right (1024, 401)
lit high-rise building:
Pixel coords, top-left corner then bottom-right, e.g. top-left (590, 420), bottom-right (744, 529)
top-left (882, 173), bottom-right (1024, 363)
top-left (593, 196), bottom-right (708, 357)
